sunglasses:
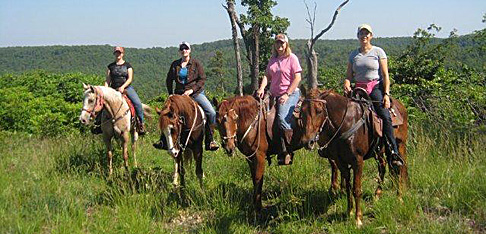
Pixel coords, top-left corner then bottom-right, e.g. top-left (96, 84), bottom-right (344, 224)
top-left (179, 46), bottom-right (190, 51)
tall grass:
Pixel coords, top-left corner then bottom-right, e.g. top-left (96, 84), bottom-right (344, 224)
top-left (0, 124), bottom-right (484, 233)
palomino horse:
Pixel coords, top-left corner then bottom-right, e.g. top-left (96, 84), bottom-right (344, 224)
top-left (79, 84), bottom-right (152, 175)
top-left (156, 95), bottom-right (206, 187)
top-left (215, 95), bottom-right (309, 212)
top-left (299, 88), bottom-right (408, 227)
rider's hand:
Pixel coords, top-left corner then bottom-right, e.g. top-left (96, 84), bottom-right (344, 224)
top-left (118, 87), bottom-right (125, 94)
top-left (384, 94), bottom-right (391, 109)
top-left (183, 89), bottom-right (193, 96)
top-left (344, 84), bottom-right (352, 95)
top-left (279, 93), bottom-right (289, 104)
top-left (256, 88), bottom-right (265, 99)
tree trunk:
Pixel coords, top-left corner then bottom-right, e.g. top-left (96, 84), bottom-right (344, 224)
top-left (224, 1), bottom-right (244, 96)
top-left (250, 25), bottom-right (260, 92)
top-left (306, 41), bottom-right (319, 89)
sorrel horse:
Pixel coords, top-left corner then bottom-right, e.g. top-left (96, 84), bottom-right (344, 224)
top-left (299, 88), bottom-right (408, 227)
top-left (215, 95), bottom-right (308, 212)
top-left (79, 84), bottom-right (152, 175)
top-left (156, 95), bottom-right (206, 187)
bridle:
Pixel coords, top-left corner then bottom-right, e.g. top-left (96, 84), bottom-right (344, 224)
top-left (82, 87), bottom-right (105, 119)
top-left (167, 100), bottom-right (205, 156)
top-left (303, 97), bottom-right (348, 150)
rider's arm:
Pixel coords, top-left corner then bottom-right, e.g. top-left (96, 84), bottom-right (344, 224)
top-left (344, 62), bottom-right (353, 93)
top-left (379, 58), bottom-right (390, 96)
top-left (104, 69), bottom-right (111, 87)
top-left (166, 62), bottom-right (174, 95)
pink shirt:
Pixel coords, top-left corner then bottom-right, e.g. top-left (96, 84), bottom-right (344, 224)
top-left (266, 53), bottom-right (302, 97)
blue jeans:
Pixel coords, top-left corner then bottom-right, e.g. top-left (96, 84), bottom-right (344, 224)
top-left (192, 90), bottom-right (216, 126)
top-left (276, 88), bottom-right (300, 130)
top-left (125, 86), bottom-right (144, 123)
top-left (369, 86), bottom-right (398, 153)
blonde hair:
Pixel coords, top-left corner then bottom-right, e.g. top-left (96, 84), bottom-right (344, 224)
top-left (271, 41), bottom-right (292, 58)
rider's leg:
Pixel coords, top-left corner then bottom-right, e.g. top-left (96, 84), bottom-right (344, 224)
top-left (276, 89), bottom-right (300, 165)
top-left (369, 86), bottom-right (403, 167)
top-left (192, 90), bottom-right (219, 151)
top-left (125, 86), bottom-right (145, 134)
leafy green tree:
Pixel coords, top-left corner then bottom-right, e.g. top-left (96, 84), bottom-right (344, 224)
top-left (207, 50), bottom-right (226, 94)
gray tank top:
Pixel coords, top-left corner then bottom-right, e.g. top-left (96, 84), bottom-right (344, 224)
top-left (348, 46), bottom-right (387, 83)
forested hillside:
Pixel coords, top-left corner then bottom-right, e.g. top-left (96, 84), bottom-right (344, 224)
top-left (0, 37), bottom-right (443, 100)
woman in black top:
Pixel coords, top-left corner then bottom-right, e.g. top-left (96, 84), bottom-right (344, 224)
top-left (106, 46), bottom-right (145, 134)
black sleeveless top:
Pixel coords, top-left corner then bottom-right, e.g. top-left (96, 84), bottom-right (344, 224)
top-left (107, 62), bottom-right (133, 89)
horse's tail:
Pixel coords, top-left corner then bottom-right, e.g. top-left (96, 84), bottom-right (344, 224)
top-left (142, 104), bottom-right (153, 121)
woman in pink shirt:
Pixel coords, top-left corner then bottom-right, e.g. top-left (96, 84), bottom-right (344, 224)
top-left (257, 34), bottom-right (302, 165)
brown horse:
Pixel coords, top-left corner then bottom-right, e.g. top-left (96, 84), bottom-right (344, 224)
top-left (156, 95), bottom-right (206, 187)
top-left (215, 94), bottom-right (312, 212)
top-left (299, 88), bottom-right (408, 227)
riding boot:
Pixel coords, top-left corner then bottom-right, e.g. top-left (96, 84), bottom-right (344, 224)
top-left (137, 120), bottom-right (146, 136)
top-left (277, 129), bottom-right (292, 165)
top-left (385, 135), bottom-right (404, 167)
top-left (153, 135), bottom-right (168, 150)
top-left (205, 124), bottom-right (220, 151)
top-left (91, 114), bottom-right (103, 135)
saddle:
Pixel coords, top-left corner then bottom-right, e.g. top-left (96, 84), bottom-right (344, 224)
top-left (351, 88), bottom-right (403, 138)
top-left (263, 94), bottom-right (303, 144)
top-left (123, 94), bottom-right (139, 126)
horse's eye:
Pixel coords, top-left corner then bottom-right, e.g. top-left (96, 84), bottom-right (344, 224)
top-left (88, 99), bottom-right (94, 104)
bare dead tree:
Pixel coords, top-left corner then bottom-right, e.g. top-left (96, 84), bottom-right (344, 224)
top-left (223, 0), bottom-right (244, 95)
top-left (305, 0), bottom-right (349, 89)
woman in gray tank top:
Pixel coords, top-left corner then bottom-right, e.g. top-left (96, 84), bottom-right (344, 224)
top-left (344, 24), bottom-right (404, 167)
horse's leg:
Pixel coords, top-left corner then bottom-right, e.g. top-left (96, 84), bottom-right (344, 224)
top-left (103, 135), bottom-right (113, 176)
top-left (328, 158), bottom-right (340, 196)
top-left (132, 131), bottom-right (138, 168)
top-left (249, 151), bottom-right (266, 213)
top-left (375, 152), bottom-right (386, 200)
top-left (340, 163), bottom-right (353, 217)
top-left (353, 157), bottom-right (364, 227)
top-left (396, 139), bottom-right (408, 198)
top-left (122, 132), bottom-right (129, 170)
top-left (194, 144), bottom-right (204, 187)
top-left (173, 155), bottom-right (181, 187)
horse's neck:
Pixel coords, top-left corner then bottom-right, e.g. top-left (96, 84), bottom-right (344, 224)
top-left (98, 86), bottom-right (127, 117)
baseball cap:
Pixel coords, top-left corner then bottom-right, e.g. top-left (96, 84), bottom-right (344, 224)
top-left (179, 41), bottom-right (191, 50)
top-left (275, 34), bottom-right (289, 43)
top-left (113, 46), bottom-right (125, 53)
top-left (357, 24), bottom-right (373, 35)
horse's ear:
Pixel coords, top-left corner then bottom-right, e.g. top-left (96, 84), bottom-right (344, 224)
top-left (212, 97), bottom-right (219, 108)
top-left (83, 83), bottom-right (89, 90)
top-left (155, 107), bottom-right (162, 115)
top-left (300, 85), bottom-right (307, 98)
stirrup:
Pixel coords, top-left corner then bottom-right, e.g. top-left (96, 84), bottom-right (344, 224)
top-left (91, 126), bottom-right (102, 135)
top-left (277, 153), bottom-right (293, 166)
top-left (205, 141), bottom-right (219, 151)
top-left (153, 140), bottom-right (167, 150)
top-left (390, 152), bottom-right (404, 167)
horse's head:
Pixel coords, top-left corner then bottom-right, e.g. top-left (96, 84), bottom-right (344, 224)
top-left (299, 88), bottom-right (329, 150)
top-left (79, 83), bottom-right (104, 125)
top-left (216, 99), bottom-right (238, 156)
top-left (157, 97), bottom-right (185, 157)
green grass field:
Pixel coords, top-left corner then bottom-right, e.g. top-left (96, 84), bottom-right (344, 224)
top-left (1, 124), bottom-right (485, 233)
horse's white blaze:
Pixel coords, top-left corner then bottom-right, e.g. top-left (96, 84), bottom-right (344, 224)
top-left (164, 125), bottom-right (179, 157)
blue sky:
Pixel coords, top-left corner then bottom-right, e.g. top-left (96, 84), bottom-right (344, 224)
top-left (1, 0), bottom-right (485, 48)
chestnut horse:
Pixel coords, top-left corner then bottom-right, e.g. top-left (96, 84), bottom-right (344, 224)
top-left (79, 84), bottom-right (152, 175)
top-left (156, 95), bottom-right (206, 187)
top-left (215, 95), bottom-right (311, 212)
top-left (299, 88), bottom-right (408, 227)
